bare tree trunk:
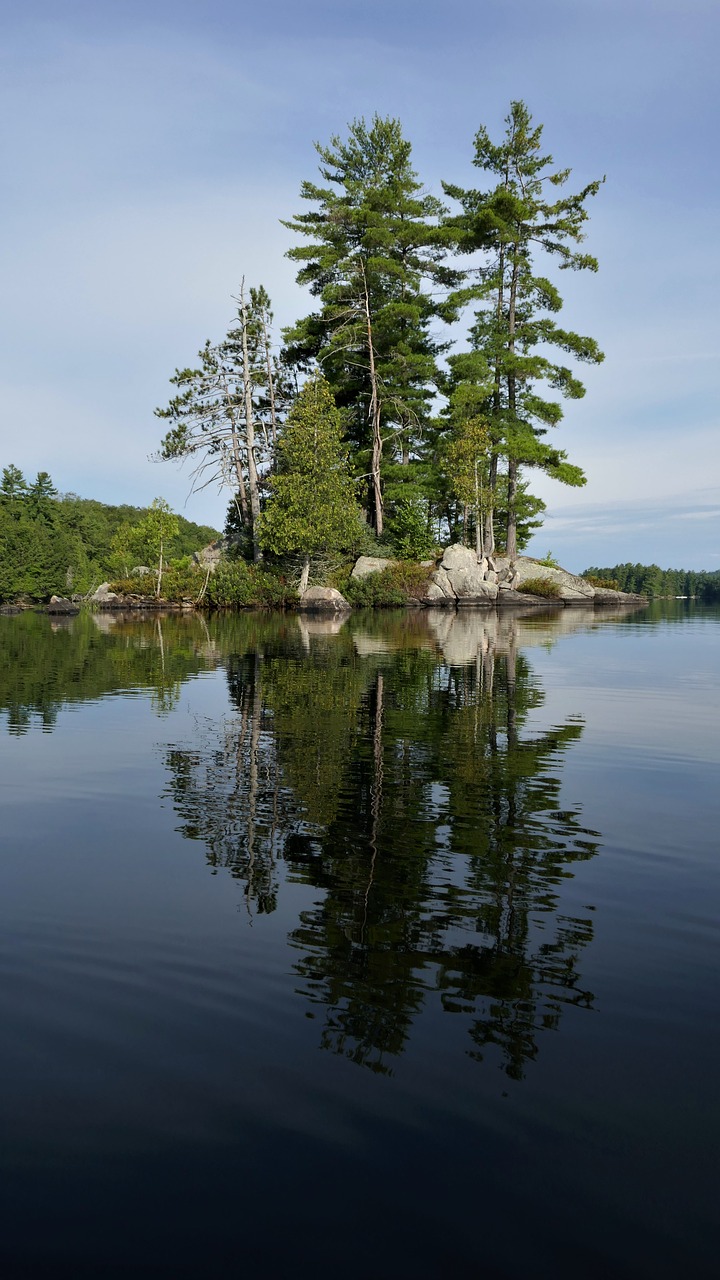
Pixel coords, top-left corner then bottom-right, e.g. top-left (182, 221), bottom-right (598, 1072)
top-left (299, 555), bottom-right (310, 595)
top-left (260, 305), bottom-right (278, 449)
top-left (219, 368), bottom-right (249, 527)
top-left (239, 279), bottom-right (262, 562)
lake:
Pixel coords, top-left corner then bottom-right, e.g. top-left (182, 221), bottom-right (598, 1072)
top-left (0, 602), bottom-right (718, 1278)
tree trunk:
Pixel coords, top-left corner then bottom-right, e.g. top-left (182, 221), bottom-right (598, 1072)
top-left (239, 279), bottom-right (262, 562)
top-left (219, 368), bottom-right (249, 527)
top-left (361, 262), bottom-right (383, 536)
top-left (484, 452), bottom-right (497, 554)
top-left (506, 253), bottom-right (520, 559)
top-left (260, 306), bottom-right (278, 449)
top-left (506, 458), bottom-right (518, 559)
top-left (299, 555), bottom-right (310, 595)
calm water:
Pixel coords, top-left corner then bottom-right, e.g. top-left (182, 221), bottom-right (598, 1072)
top-left (0, 603), bottom-right (718, 1278)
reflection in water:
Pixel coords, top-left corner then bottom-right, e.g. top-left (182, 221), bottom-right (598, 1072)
top-left (0, 610), bottom-right (223, 732)
top-left (163, 609), bottom-right (602, 1079)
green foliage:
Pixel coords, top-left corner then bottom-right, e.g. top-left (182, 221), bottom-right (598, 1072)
top-left (442, 100), bottom-right (602, 553)
top-left (0, 466), bottom-right (219, 602)
top-left (583, 563), bottom-right (720, 601)
top-left (342, 561), bottom-right (433, 607)
top-left (282, 114), bottom-right (459, 530)
top-left (205, 560), bottom-right (294, 609)
top-left (520, 577), bottom-right (562, 598)
top-left (385, 496), bottom-right (435, 559)
top-left (258, 376), bottom-right (363, 562)
top-left (537, 550), bottom-right (561, 568)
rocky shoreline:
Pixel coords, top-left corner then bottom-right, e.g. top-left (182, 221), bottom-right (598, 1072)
top-left (298, 546), bottom-right (645, 611)
top-left (1, 545), bottom-right (645, 616)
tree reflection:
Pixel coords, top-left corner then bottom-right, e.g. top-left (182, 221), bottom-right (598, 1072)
top-left (161, 608), bottom-right (603, 1079)
top-left (0, 610), bottom-right (221, 734)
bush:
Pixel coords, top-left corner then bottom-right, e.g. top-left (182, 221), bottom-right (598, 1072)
top-left (520, 577), bottom-right (562, 599)
top-left (205, 560), bottom-right (294, 609)
top-left (536, 550), bottom-right (561, 568)
top-left (108, 562), bottom-right (206, 601)
top-left (342, 560), bottom-right (433, 607)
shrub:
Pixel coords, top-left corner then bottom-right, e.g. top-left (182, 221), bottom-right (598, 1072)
top-left (536, 550), bottom-right (561, 568)
top-left (342, 560), bottom-right (433, 607)
top-left (205, 560), bottom-right (294, 609)
top-left (520, 576), bottom-right (562, 599)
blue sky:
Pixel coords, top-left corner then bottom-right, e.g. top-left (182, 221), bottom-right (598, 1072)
top-left (2, 0), bottom-right (718, 570)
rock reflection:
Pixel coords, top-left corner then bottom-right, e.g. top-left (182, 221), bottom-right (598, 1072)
top-left (164, 609), bottom-right (601, 1079)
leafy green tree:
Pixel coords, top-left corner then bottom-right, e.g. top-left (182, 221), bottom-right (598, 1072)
top-left (443, 101), bottom-right (603, 556)
top-left (127, 498), bottom-right (180, 597)
top-left (282, 115), bottom-right (458, 535)
top-left (258, 376), bottom-right (363, 592)
top-left (444, 414), bottom-right (492, 556)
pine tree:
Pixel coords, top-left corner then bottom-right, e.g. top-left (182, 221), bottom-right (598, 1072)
top-left (443, 101), bottom-right (603, 556)
top-left (258, 377), bottom-right (363, 592)
top-left (282, 115), bottom-right (458, 536)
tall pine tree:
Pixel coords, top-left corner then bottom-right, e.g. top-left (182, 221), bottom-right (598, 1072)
top-left (282, 115), bottom-right (458, 537)
top-left (443, 101), bottom-right (603, 557)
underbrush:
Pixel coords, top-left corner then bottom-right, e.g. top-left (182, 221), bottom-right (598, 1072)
top-left (520, 577), bottom-right (562, 599)
top-left (205, 560), bottom-right (294, 609)
top-left (341, 560), bottom-right (434, 607)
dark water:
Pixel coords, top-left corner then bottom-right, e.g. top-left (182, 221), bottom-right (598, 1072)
top-left (0, 604), bottom-right (717, 1278)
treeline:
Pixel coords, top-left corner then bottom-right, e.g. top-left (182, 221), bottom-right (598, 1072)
top-left (0, 464), bottom-right (218, 600)
top-left (583, 563), bottom-right (720, 601)
top-left (157, 103), bottom-right (603, 572)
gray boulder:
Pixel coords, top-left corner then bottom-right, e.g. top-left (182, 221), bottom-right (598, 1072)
top-left (298, 586), bottom-right (351, 612)
top-left (193, 540), bottom-right (224, 572)
top-left (46, 596), bottom-right (79, 615)
top-left (89, 583), bottom-right (119, 603)
top-left (351, 556), bottom-right (395, 579)
top-left (433, 544), bottom-right (498, 602)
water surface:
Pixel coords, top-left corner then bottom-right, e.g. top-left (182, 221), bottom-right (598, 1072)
top-left (0, 604), bottom-right (717, 1277)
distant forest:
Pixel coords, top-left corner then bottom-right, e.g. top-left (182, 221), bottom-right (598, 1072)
top-left (583, 563), bottom-right (720, 601)
top-left (0, 465), bottom-right (219, 600)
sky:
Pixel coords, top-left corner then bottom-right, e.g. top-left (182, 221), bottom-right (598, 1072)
top-left (1, 0), bottom-right (718, 571)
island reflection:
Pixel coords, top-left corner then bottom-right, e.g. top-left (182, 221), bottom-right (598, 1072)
top-left (164, 607), bottom-right (606, 1079)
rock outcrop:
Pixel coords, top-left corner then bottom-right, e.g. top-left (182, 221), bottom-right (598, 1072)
top-left (192, 540), bottom-right (224, 572)
top-left (298, 586), bottom-right (351, 612)
top-left (350, 556), bottom-right (395, 579)
top-left (420, 546), bottom-right (645, 608)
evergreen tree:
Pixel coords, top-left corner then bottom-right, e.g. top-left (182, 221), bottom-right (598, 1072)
top-left (258, 377), bottom-right (363, 592)
top-left (282, 115), bottom-right (458, 536)
top-left (443, 101), bottom-right (603, 556)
